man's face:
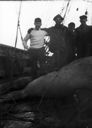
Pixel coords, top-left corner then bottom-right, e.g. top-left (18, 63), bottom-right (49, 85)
top-left (68, 25), bottom-right (75, 31)
top-left (80, 19), bottom-right (87, 25)
top-left (34, 21), bottom-right (42, 30)
top-left (55, 18), bottom-right (63, 24)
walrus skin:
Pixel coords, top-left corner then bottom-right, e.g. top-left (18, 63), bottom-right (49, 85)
top-left (23, 56), bottom-right (92, 98)
top-left (0, 56), bottom-right (92, 102)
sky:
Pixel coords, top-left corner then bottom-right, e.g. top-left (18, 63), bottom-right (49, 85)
top-left (0, 0), bottom-right (92, 49)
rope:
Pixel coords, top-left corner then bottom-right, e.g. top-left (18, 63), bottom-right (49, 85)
top-left (63, 0), bottom-right (71, 23)
top-left (15, 0), bottom-right (22, 48)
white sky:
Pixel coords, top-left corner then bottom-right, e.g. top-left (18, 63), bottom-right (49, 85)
top-left (0, 0), bottom-right (92, 49)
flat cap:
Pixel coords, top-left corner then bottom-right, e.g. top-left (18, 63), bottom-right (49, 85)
top-left (35, 18), bottom-right (41, 22)
top-left (80, 15), bottom-right (87, 20)
top-left (53, 14), bottom-right (64, 21)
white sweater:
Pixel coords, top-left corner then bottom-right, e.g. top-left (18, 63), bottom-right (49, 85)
top-left (23, 29), bottom-right (48, 49)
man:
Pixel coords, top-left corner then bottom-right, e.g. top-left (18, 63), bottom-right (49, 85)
top-left (68, 22), bottom-right (75, 32)
top-left (66, 22), bottom-right (76, 62)
top-left (47, 14), bottom-right (68, 70)
top-left (75, 15), bottom-right (92, 58)
top-left (23, 18), bottom-right (49, 78)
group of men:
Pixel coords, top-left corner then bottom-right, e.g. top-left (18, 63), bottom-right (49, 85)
top-left (23, 14), bottom-right (92, 79)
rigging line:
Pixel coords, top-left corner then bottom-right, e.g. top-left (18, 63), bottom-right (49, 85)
top-left (19, 25), bottom-right (23, 42)
top-left (18, 24), bottom-right (26, 50)
top-left (67, 2), bottom-right (71, 14)
top-left (63, 0), bottom-right (71, 23)
top-left (14, 0), bottom-right (22, 48)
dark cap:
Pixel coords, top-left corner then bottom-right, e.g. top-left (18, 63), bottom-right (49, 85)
top-left (34, 18), bottom-right (41, 22)
top-left (80, 15), bottom-right (87, 20)
top-left (53, 14), bottom-right (64, 21)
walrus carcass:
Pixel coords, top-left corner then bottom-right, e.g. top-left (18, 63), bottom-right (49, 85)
top-left (22, 56), bottom-right (92, 98)
top-left (0, 57), bottom-right (92, 102)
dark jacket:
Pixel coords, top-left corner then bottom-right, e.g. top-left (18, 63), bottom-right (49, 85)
top-left (47, 24), bottom-right (67, 52)
top-left (75, 25), bottom-right (92, 58)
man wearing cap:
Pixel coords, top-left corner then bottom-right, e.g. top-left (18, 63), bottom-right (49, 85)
top-left (75, 15), bottom-right (92, 58)
top-left (23, 18), bottom-right (49, 78)
top-left (47, 14), bottom-right (68, 70)
top-left (66, 22), bottom-right (76, 62)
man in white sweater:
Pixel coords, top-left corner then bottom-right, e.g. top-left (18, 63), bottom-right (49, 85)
top-left (23, 18), bottom-right (49, 78)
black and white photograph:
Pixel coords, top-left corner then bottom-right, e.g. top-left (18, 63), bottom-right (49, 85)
top-left (0, 0), bottom-right (92, 127)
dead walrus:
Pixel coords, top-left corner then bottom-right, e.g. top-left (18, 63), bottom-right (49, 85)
top-left (0, 57), bottom-right (92, 102)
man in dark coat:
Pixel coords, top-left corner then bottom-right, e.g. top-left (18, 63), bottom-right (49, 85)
top-left (66, 22), bottom-right (76, 62)
top-left (75, 15), bottom-right (92, 58)
top-left (47, 14), bottom-right (68, 70)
